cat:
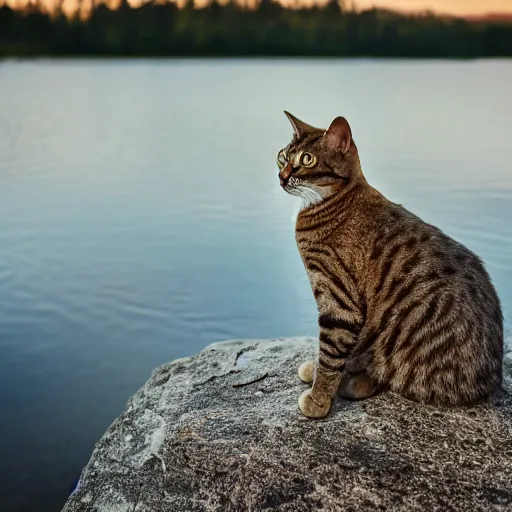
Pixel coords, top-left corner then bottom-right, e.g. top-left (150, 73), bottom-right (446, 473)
top-left (277, 111), bottom-right (504, 419)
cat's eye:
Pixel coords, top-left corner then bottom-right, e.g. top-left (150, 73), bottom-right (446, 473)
top-left (276, 149), bottom-right (288, 170)
top-left (298, 151), bottom-right (317, 168)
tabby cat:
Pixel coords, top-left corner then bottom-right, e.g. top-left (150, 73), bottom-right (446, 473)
top-left (277, 112), bottom-right (504, 419)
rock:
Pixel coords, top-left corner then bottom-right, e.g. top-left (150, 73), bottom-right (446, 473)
top-left (62, 338), bottom-right (512, 512)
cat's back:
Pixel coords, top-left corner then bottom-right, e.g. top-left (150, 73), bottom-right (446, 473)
top-left (364, 196), bottom-right (499, 309)
top-left (356, 193), bottom-right (503, 404)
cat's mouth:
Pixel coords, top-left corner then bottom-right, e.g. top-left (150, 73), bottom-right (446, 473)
top-left (281, 177), bottom-right (302, 197)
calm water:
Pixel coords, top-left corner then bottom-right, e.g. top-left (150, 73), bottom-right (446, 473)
top-left (0, 59), bottom-right (511, 511)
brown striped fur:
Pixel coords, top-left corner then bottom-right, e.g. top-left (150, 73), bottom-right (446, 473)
top-left (278, 112), bottom-right (504, 419)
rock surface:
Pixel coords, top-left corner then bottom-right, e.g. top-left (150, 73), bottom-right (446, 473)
top-left (63, 337), bottom-right (512, 512)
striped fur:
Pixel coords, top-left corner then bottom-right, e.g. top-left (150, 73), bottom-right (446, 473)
top-left (279, 113), bottom-right (503, 418)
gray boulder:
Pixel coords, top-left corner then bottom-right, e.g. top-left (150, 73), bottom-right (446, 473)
top-left (63, 337), bottom-right (512, 512)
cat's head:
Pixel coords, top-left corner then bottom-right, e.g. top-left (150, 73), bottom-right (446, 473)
top-left (277, 112), bottom-right (362, 205)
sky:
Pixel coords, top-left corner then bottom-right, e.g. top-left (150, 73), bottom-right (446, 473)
top-left (7, 0), bottom-right (512, 15)
top-left (356, 0), bottom-right (512, 15)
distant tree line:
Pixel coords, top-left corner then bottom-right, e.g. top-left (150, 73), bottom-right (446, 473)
top-left (1, 0), bottom-right (511, 57)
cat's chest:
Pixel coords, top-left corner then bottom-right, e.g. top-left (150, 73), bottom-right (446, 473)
top-left (304, 265), bottom-right (321, 291)
top-left (297, 244), bottom-right (327, 287)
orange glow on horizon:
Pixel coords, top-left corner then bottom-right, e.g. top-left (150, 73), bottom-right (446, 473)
top-left (355, 0), bottom-right (512, 16)
top-left (5, 0), bottom-right (512, 16)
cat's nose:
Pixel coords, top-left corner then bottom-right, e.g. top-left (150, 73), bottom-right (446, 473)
top-left (279, 164), bottom-right (293, 187)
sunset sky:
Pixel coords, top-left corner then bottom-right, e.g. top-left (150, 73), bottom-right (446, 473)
top-left (357, 0), bottom-right (512, 16)
top-left (8, 0), bottom-right (512, 15)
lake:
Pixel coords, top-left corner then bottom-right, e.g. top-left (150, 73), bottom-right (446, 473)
top-left (0, 59), bottom-right (511, 511)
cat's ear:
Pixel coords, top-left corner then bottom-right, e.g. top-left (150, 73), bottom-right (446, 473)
top-left (284, 111), bottom-right (318, 139)
top-left (324, 116), bottom-right (352, 155)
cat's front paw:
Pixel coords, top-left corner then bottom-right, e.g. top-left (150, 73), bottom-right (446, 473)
top-left (297, 360), bottom-right (315, 383)
top-left (298, 389), bottom-right (332, 419)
